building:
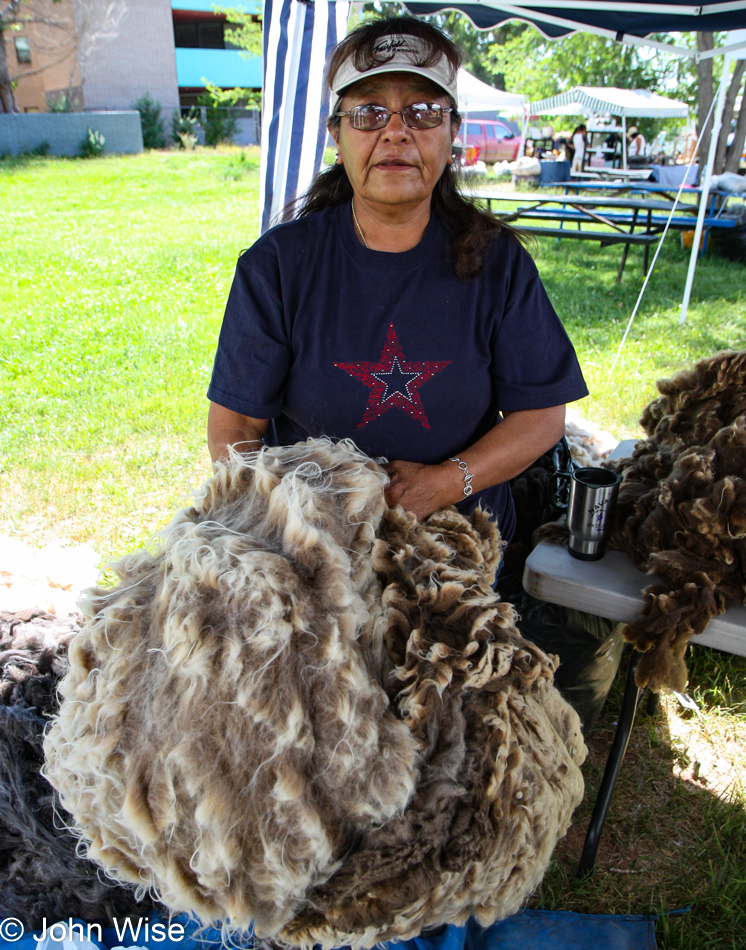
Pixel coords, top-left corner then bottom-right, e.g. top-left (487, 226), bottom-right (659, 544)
top-left (7, 0), bottom-right (261, 118)
top-left (4, 0), bottom-right (82, 113)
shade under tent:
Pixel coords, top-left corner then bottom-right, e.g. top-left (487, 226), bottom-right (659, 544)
top-left (259, 0), bottom-right (746, 323)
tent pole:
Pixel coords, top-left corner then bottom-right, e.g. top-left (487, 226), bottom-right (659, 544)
top-left (519, 104), bottom-right (528, 158)
top-left (622, 115), bottom-right (627, 169)
top-left (679, 55), bottom-right (732, 326)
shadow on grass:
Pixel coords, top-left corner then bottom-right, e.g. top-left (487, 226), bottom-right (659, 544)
top-left (0, 152), bottom-right (42, 171)
top-left (529, 648), bottom-right (746, 950)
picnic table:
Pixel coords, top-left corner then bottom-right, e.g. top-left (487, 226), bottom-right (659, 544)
top-left (468, 188), bottom-right (734, 281)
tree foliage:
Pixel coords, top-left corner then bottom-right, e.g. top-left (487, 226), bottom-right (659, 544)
top-left (203, 5), bottom-right (262, 112)
top-left (132, 92), bottom-right (167, 149)
top-left (489, 28), bottom-right (672, 101)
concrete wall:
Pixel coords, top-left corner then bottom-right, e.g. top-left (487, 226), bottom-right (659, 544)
top-left (83, 0), bottom-right (179, 112)
top-left (0, 112), bottom-right (144, 156)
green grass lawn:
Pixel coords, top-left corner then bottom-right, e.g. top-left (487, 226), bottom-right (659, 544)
top-left (2, 149), bottom-right (746, 949)
top-left (1, 148), bottom-right (260, 556)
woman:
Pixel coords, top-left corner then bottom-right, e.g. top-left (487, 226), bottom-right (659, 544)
top-left (627, 125), bottom-right (647, 165)
top-left (207, 16), bottom-right (588, 549)
top-left (570, 123), bottom-right (587, 173)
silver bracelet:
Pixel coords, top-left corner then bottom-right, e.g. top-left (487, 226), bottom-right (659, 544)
top-left (449, 457), bottom-right (474, 497)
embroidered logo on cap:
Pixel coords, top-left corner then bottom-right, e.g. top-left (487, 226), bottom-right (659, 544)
top-left (373, 37), bottom-right (418, 57)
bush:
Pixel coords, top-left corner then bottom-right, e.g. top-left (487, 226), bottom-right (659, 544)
top-left (132, 93), bottom-right (167, 149)
top-left (25, 141), bottom-right (51, 157)
top-left (46, 91), bottom-right (79, 113)
top-left (197, 94), bottom-right (238, 147)
top-left (80, 128), bottom-right (105, 158)
top-left (172, 107), bottom-right (200, 149)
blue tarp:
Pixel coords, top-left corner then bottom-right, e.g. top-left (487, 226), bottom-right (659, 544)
top-left (2, 908), bottom-right (665, 950)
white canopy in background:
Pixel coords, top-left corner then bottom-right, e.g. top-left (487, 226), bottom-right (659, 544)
top-left (527, 86), bottom-right (690, 120)
top-left (526, 85), bottom-right (690, 170)
top-left (458, 69), bottom-right (525, 114)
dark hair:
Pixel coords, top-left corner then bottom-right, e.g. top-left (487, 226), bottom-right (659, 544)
top-left (294, 15), bottom-right (525, 282)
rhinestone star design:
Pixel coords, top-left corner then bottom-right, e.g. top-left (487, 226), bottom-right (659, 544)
top-left (334, 323), bottom-right (451, 429)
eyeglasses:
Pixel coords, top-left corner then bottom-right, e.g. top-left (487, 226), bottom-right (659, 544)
top-left (334, 103), bottom-right (453, 132)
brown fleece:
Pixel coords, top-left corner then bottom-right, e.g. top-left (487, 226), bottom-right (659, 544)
top-left (43, 439), bottom-right (586, 949)
top-left (605, 349), bottom-right (746, 691)
top-left (537, 350), bottom-right (746, 692)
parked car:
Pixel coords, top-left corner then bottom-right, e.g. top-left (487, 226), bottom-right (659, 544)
top-left (456, 119), bottom-right (521, 164)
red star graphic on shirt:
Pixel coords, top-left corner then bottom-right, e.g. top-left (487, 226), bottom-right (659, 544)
top-left (334, 324), bottom-right (450, 429)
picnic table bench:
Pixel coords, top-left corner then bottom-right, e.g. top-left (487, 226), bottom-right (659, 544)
top-left (468, 189), bottom-right (735, 281)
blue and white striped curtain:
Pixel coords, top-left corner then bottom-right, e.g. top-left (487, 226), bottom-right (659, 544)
top-left (260, 0), bottom-right (351, 233)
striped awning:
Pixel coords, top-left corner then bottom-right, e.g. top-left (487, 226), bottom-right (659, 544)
top-left (260, 0), bottom-right (350, 233)
top-left (527, 86), bottom-right (690, 118)
top-left (407, 1), bottom-right (746, 43)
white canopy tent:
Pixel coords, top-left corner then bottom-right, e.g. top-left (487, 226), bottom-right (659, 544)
top-left (458, 69), bottom-right (525, 114)
top-left (526, 86), bottom-right (690, 168)
top-left (528, 86), bottom-right (690, 119)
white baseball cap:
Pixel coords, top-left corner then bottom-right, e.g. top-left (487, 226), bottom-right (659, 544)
top-left (330, 34), bottom-right (458, 112)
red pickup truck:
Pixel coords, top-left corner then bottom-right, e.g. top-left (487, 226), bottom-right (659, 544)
top-left (457, 119), bottom-right (521, 164)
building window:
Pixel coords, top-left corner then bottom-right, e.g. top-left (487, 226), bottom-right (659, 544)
top-left (174, 20), bottom-right (225, 49)
top-left (14, 37), bottom-right (32, 64)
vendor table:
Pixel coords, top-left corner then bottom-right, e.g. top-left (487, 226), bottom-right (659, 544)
top-left (538, 160), bottom-right (571, 185)
top-left (522, 440), bottom-right (746, 874)
top-left (649, 163), bottom-right (699, 187)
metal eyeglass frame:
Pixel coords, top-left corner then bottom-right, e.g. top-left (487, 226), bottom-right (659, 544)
top-left (333, 103), bottom-right (454, 131)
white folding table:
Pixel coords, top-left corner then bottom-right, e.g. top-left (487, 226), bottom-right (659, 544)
top-left (521, 440), bottom-right (746, 872)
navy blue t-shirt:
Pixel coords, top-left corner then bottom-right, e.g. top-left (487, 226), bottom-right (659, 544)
top-left (207, 201), bottom-right (588, 542)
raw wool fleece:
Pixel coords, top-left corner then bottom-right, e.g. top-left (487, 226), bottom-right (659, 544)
top-left (43, 439), bottom-right (586, 949)
top-left (603, 350), bottom-right (746, 692)
top-left (0, 609), bottom-right (159, 928)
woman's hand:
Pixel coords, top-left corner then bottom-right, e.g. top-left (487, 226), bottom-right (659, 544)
top-left (383, 405), bottom-right (566, 521)
top-left (383, 460), bottom-right (459, 521)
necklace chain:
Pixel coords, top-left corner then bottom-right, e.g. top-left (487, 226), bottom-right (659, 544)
top-left (351, 199), bottom-right (368, 249)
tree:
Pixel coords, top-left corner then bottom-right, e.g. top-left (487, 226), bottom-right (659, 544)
top-left (199, 6), bottom-right (262, 112)
top-left (725, 71), bottom-right (746, 173)
top-left (696, 32), bottom-right (746, 176)
top-left (489, 28), bottom-right (673, 104)
top-left (0, 0), bottom-right (125, 114)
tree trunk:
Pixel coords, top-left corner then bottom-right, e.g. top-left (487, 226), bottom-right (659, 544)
top-left (724, 72), bottom-right (746, 175)
top-left (713, 60), bottom-right (745, 174)
top-left (0, 25), bottom-right (21, 114)
top-left (696, 32), bottom-right (715, 172)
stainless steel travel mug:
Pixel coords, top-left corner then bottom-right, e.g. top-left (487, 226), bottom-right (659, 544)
top-left (566, 467), bottom-right (620, 561)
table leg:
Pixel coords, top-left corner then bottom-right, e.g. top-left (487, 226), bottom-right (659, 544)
top-left (615, 208), bottom-right (639, 284)
top-left (578, 650), bottom-right (644, 877)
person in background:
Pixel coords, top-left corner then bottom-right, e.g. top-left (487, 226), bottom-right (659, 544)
top-left (627, 125), bottom-right (647, 165)
top-left (604, 130), bottom-right (623, 167)
top-left (570, 123), bottom-right (587, 173)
